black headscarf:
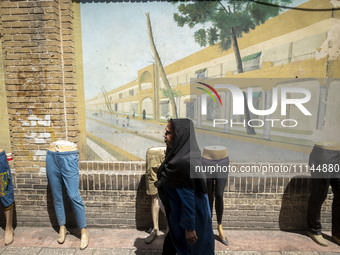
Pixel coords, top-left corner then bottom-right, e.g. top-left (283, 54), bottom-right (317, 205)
top-left (157, 118), bottom-right (207, 194)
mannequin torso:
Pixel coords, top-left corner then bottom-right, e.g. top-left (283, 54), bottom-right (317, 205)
top-left (202, 145), bottom-right (229, 245)
top-left (48, 140), bottom-right (78, 152)
top-left (315, 142), bottom-right (340, 151)
top-left (202, 146), bottom-right (228, 160)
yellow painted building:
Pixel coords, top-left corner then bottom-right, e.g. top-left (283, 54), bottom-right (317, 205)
top-left (85, 0), bottom-right (340, 146)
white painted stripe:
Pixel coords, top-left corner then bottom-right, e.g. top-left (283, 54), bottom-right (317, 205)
top-left (86, 138), bottom-right (117, 161)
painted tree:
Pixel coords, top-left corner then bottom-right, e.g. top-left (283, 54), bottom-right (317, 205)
top-left (161, 88), bottom-right (183, 102)
top-left (174, 0), bottom-right (292, 73)
top-left (161, 88), bottom-right (183, 118)
top-left (101, 87), bottom-right (114, 115)
top-left (146, 12), bottom-right (178, 118)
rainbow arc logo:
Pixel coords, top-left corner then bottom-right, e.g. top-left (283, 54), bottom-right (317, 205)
top-left (196, 82), bottom-right (222, 107)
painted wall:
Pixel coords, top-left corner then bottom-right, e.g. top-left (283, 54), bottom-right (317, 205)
top-left (81, 0), bottom-right (340, 162)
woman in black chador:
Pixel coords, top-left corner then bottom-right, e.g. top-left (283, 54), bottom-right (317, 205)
top-left (156, 118), bottom-right (214, 255)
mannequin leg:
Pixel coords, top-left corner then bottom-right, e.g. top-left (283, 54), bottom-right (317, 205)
top-left (80, 228), bottom-right (89, 250)
top-left (145, 195), bottom-right (159, 244)
top-left (151, 195), bottom-right (159, 233)
top-left (1, 151), bottom-right (15, 246)
top-left (63, 177), bottom-right (86, 229)
top-left (57, 225), bottom-right (68, 244)
top-left (206, 178), bottom-right (214, 218)
top-left (46, 153), bottom-right (67, 229)
top-left (307, 178), bottom-right (329, 246)
top-left (215, 178), bottom-right (228, 245)
top-left (217, 224), bottom-right (226, 242)
top-left (4, 206), bottom-right (14, 246)
top-left (331, 177), bottom-right (340, 245)
top-left (59, 151), bottom-right (88, 249)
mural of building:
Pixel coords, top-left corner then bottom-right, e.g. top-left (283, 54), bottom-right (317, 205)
top-left (85, 0), bottom-right (340, 157)
top-left (0, 0), bottom-right (338, 233)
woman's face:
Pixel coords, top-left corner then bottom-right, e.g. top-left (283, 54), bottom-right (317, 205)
top-left (164, 122), bottom-right (174, 149)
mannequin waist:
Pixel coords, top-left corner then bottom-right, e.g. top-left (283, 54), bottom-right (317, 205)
top-left (202, 146), bottom-right (228, 160)
top-left (315, 142), bottom-right (340, 151)
top-left (48, 144), bottom-right (78, 152)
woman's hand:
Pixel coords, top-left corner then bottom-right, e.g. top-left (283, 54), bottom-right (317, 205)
top-left (185, 229), bottom-right (198, 246)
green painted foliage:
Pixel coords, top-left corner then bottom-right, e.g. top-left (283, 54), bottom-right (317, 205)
top-left (161, 88), bottom-right (183, 99)
top-left (174, 0), bottom-right (293, 51)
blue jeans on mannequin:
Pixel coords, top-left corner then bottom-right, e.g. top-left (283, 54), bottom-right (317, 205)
top-left (46, 150), bottom-right (86, 229)
top-left (0, 150), bottom-right (15, 245)
top-left (0, 150), bottom-right (14, 210)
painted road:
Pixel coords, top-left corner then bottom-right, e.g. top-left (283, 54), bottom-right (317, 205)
top-left (86, 111), bottom-right (310, 162)
top-left (86, 113), bottom-right (164, 160)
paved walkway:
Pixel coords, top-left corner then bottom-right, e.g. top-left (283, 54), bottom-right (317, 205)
top-left (0, 227), bottom-right (339, 254)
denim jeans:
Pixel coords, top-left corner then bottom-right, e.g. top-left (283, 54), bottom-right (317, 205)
top-left (46, 150), bottom-right (86, 229)
top-left (0, 150), bottom-right (14, 210)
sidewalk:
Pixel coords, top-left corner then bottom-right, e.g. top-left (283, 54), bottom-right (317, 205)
top-left (1, 227), bottom-right (339, 254)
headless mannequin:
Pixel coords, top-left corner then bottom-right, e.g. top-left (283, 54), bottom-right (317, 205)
top-left (0, 148), bottom-right (14, 245)
top-left (145, 194), bottom-right (160, 243)
top-left (307, 142), bottom-right (340, 246)
top-left (145, 146), bottom-right (165, 244)
top-left (48, 142), bottom-right (89, 250)
top-left (202, 146), bottom-right (229, 245)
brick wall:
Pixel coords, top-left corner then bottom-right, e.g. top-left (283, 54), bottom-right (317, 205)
top-left (0, 0), bottom-right (78, 173)
top-left (0, 38), bottom-right (11, 153)
top-left (9, 161), bottom-right (169, 230)
top-left (2, 162), bottom-right (332, 231)
top-left (0, 1), bottom-right (333, 232)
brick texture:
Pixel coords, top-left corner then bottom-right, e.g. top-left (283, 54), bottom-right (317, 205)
top-left (0, 0), bottom-right (78, 173)
top-left (0, 162), bottom-right (332, 231)
top-left (0, 1), bottom-right (333, 232)
top-left (9, 161), bottom-right (169, 230)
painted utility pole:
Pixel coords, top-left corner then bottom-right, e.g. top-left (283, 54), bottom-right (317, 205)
top-left (146, 12), bottom-right (178, 118)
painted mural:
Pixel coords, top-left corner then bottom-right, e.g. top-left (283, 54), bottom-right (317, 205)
top-left (81, 0), bottom-right (340, 164)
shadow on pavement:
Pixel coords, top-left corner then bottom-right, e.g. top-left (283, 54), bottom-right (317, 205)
top-left (279, 176), bottom-right (310, 231)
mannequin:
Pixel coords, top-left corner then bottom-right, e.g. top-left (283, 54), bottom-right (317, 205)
top-left (46, 141), bottom-right (89, 249)
top-left (202, 146), bottom-right (229, 245)
top-left (0, 148), bottom-right (14, 246)
top-left (144, 146), bottom-right (165, 244)
top-left (307, 142), bottom-right (340, 246)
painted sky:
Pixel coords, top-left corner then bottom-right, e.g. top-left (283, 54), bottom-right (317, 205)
top-left (81, 0), bottom-right (309, 100)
